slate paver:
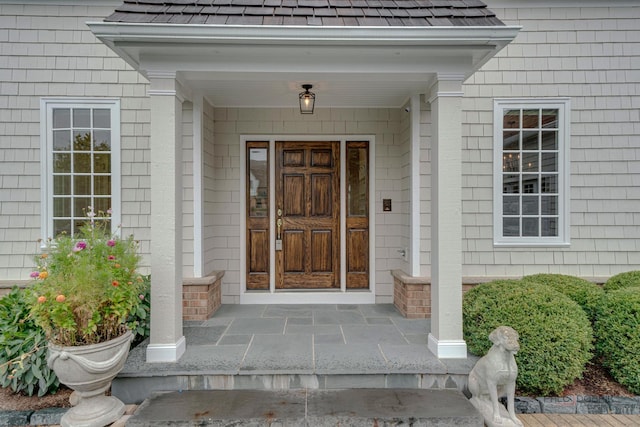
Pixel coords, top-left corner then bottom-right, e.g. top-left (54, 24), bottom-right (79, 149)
top-left (315, 343), bottom-right (388, 374)
top-left (241, 334), bottom-right (313, 373)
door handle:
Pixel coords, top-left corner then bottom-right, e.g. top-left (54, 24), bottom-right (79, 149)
top-left (276, 209), bottom-right (283, 240)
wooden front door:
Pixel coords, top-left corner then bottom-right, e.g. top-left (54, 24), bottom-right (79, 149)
top-left (275, 141), bottom-right (340, 289)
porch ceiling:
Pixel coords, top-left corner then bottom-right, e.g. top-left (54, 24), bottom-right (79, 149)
top-left (88, 24), bottom-right (520, 108)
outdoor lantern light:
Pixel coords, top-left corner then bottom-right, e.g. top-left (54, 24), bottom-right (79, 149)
top-left (299, 84), bottom-right (315, 114)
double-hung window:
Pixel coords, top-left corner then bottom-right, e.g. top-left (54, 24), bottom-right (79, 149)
top-left (40, 99), bottom-right (121, 238)
top-left (493, 99), bottom-right (570, 246)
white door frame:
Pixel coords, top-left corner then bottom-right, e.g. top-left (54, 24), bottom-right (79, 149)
top-left (240, 135), bottom-right (376, 304)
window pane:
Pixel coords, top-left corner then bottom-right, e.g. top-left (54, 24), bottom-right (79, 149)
top-left (73, 108), bottom-right (90, 127)
top-left (503, 174), bottom-right (519, 193)
top-left (53, 153), bottom-right (70, 173)
top-left (541, 175), bottom-right (558, 193)
top-left (53, 219), bottom-right (71, 237)
top-left (503, 110), bottom-right (519, 128)
top-left (53, 197), bottom-right (71, 217)
top-left (522, 196), bottom-right (539, 215)
top-left (503, 195), bottom-right (519, 215)
top-left (541, 131), bottom-right (557, 150)
top-left (522, 175), bottom-right (538, 193)
top-left (53, 108), bottom-right (70, 129)
top-left (522, 131), bottom-right (538, 150)
top-left (74, 175), bottom-right (91, 196)
top-left (93, 130), bottom-right (111, 151)
top-left (93, 109), bottom-right (110, 128)
top-left (347, 146), bottom-right (368, 217)
top-left (53, 175), bottom-right (70, 195)
top-left (541, 196), bottom-right (558, 215)
top-left (95, 176), bottom-right (111, 195)
top-left (53, 130), bottom-right (71, 151)
top-left (503, 218), bottom-right (519, 236)
top-left (542, 218), bottom-right (558, 236)
top-left (94, 153), bottom-right (111, 173)
top-left (74, 198), bottom-right (92, 217)
top-left (522, 217), bottom-right (539, 236)
top-left (94, 197), bottom-right (111, 214)
top-left (503, 153), bottom-right (520, 172)
top-left (541, 153), bottom-right (558, 172)
top-left (73, 219), bottom-right (84, 236)
top-left (248, 148), bottom-right (268, 217)
top-left (522, 109), bottom-right (539, 128)
top-left (75, 153), bottom-right (91, 173)
top-left (73, 131), bottom-right (91, 151)
top-left (522, 153), bottom-right (539, 172)
top-left (503, 131), bottom-right (519, 150)
top-left (541, 109), bottom-right (558, 128)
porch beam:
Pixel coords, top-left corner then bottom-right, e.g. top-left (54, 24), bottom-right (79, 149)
top-left (146, 72), bottom-right (186, 363)
top-left (427, 75), bottom-right (467, 359)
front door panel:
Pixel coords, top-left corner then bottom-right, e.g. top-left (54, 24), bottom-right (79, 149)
top-left (276, 141), bottom-right (340, 289)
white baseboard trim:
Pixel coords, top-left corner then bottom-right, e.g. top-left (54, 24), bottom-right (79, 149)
top-left (146, 335), bottom-right (186, 363)
top-left (428, 333), bottom-right (468, 359)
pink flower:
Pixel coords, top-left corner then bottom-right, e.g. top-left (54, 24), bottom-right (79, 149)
top-left (139, 294), bottom-right (145, 300)
top-left (30, 271), bottom-right (39, 278)
top-left (107, 240), bottom-right (116, 247)
top-left (108, 255), bottom-right (116, 260)
top-left (73, 241), bottom-right (87, 252)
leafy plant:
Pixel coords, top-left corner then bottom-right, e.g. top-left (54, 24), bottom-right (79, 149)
top-left (521, 274), bottom-right (604, 323)
top-left (28, 207), bottom-right (144, 346)
top-left (594, 287), bottom-right (640, 394)
top-left (602, 270), bottom-right (640, 292)
top-left (463, 280), bottom-right (593, 396)
top-left (0, 287), bottom-right (59, 396)
top-left (128, 275), bottom-right (150, 347)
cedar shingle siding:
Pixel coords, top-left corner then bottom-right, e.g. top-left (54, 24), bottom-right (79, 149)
top-left (105, 0), bottom-right (504, 26)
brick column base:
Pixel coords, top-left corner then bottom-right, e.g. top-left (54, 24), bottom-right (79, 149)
top-left (391, 269), bottom-right (431, 319)
top-left (182, 271), bottom-right (225, 321)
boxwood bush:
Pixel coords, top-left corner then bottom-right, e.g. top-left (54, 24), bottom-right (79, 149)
top-left (0, 287), bottom-right (59, 396)
top-left (603, 270), bottom-right (640, 292)
top-left (594, 287), bottom-right (640, 394)
top-left (463, 280), bottom-right (593, 396)
top-left (521, 274), bottom-right (604, 323)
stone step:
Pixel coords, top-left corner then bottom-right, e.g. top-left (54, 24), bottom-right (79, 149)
top-left (126, 388), bottom-right (483, 427)
top-left (112, 372), bottom-right (471, 404)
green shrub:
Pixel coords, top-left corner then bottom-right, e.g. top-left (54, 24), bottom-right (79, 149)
top-left (521, 274), bottom-right (604, 323)
top-left (128, 275), bottom-right (150, 347)
top-left (0, 287), bottom-right (59, 396)
top-left (463, 280), bottom-right (593, 396)
top-left (594, 287), bottom-right (640, 394)
top-left (603, 271), bottom-right (640, 292)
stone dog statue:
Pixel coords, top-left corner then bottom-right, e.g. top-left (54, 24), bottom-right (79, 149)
top-left (468, 326), bottom-right (523, 427)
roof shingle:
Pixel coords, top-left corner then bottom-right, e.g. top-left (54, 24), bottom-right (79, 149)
top-left (104, 0), bottom-right (504, 26)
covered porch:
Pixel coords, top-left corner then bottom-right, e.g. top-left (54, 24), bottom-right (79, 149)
top-left (89, 1), bottom-right (519, 364)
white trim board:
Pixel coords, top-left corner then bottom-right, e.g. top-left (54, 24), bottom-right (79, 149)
top-left (240, 135), bottom-right (376, 305)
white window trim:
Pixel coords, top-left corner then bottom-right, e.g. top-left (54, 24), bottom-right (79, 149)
top-left (40, 98), bottom-right (121, 242)
top-left (493, 98), bottom-right (571, 247)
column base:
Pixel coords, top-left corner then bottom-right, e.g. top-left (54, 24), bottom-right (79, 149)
top-left (146, 336), bottom-right (186, 363)
top-left (428, 333), bottom-right (467, 359)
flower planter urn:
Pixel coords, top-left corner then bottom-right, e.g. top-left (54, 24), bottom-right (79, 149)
top-left (47, 330), bottom-right (133, 427)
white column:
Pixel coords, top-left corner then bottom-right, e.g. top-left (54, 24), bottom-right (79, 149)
top-left (192, 95), bottom-right (204, 277)
top-left (146, 72), bottom-right (186, 362)
top-left (409, 95), bottom-right (421, 276)
top-left (427, 76), bottom-right (467, 359)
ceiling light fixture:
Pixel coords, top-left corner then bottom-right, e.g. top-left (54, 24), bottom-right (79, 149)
top-left (299, 84), bottom-right (315, 114)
